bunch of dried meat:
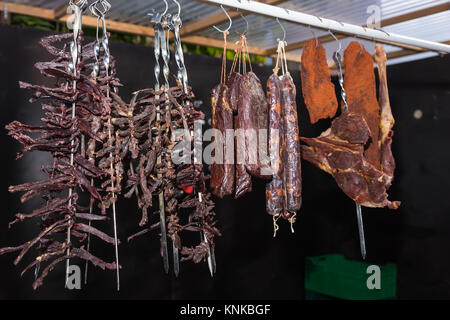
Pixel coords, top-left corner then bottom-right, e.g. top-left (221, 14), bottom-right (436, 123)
top-left (1, 32), bottom-right (120, 289)
top-left (123, 84), bottom-right (220, 264)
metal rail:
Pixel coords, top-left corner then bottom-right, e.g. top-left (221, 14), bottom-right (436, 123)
top-left (200, 0), bottom-right (450, 54)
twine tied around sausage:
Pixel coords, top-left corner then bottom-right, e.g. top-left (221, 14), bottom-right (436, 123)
top-left (273, 213), bottom-right (281, 237)
top-left (273, 39), bottom-right (288, 76)
top-left (220, 30), bottom-right (229, 84)
top-left (230, 33), bottom-right (253, 76)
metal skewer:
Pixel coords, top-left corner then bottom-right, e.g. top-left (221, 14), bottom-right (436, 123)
top-left (330, 30), bottom-right (367, 260)
top-left (65, 0), bottom-right (87, 288)
top-left (170, 0), bottom-right (215, 277)
top-left (90, 0), bottom-right (121, 290)
top-left (150, 2), bottom-right (170, 274)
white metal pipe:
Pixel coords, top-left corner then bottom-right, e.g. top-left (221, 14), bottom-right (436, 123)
top-left (201, 0), bottom-right (450, 54)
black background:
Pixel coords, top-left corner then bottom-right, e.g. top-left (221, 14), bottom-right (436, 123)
top-left (0, 24), bottom-right (449, 299)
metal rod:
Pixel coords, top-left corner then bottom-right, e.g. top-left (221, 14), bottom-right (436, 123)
top-left (65, 1), bottom-right (85, 288)
top-left (103, 28), bottom-right (121, 293)
top-left (151, 11), bottom-right (170, 274)
top-left (84, 179), bottom-right (93, 285)
top-left (356, 203), bottom-right (366, 260)
top-left (160, 15), bottom-right (180, 278)
top-left (332, 39), bottom-right (367, 260)
top-left (201, 0), bottom-right (450, 54)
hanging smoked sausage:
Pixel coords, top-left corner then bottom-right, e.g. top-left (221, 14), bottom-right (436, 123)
top-left (265, 74), bottom-right (285, 215)
top-left (280, 74), bottom-right (302, 217)
top-left (210, 83), bottom-right (234, 198)
top-left (227, 73), bottom-right (252, 198)
top-left (238, 72), bottom-right (271, 179)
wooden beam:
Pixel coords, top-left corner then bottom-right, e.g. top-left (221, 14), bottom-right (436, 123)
top-left (379, 2), bottom-right (450, 27)
top-left (53, 3), bottom-right (69, 20)
top-left (386, 40), bottom-right (450, 60)
top-left (182, 0), bottom-right (287, 36)
top-left (0, 4), bottom-right (11, 24)
top-left (265, 2), bottom-right (450, 55)
top-left (58, 14), bottom-right (155, 37)
top-left (0, 1), bottom-right (55, 20)
top-left (182, 35), bottom-right (268, 56)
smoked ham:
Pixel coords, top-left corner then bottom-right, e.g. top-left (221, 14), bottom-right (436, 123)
top-left (300, 112), bottom-right (400, 209)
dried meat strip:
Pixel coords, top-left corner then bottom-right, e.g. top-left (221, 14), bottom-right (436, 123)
top-left (344, 41), bottom-right (381, 168)
top-left (300, 39), bottom-right (338, 124)
top-left (374, 44), bottom-right (396, 181)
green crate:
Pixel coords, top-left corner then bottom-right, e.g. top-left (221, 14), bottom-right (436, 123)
top-left (305, 254), bottom-right (396, 300)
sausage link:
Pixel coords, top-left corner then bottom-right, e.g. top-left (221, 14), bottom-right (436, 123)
top-left (239, 72), bottom-right (271, 179)
top-left (210, 83), bottom-right (234, 198)
top-left (265, 74), bottom-right (285, 215)
top-left (226, 72), bottom-right (242, 114)
top-left (281, 75), bottom-right (302, 216)
top-left (234, 114), bottom-right (252, 198)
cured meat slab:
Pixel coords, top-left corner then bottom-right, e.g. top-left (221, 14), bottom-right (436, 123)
top-left (300, 39), bottom-right (338, 124)
top-left (344, 41), bottom-right (381, 168)
top-left (301, 112), bottom-right (400, 209)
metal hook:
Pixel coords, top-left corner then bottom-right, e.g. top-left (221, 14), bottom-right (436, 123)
top-left (89, 0), bottom-right (111, 18)
top-left (162, 0), bottom-right (168, 16)
top-left (240, 13), bottom-right (249, 35)
top-left (172, 0), bottom-right (181, 18)
top-left (276, 17), bottom-right (286, 43)
top-left (352, 35), bottom-right (364, 55)
top-left (148, 0), bottom-right (168, 24)
top-left (70, 0), bottom-right (88, 10)
top-left (377, 28), bottom-right (391, 37)
top-left (358, 39), bottom-right (364, 55)
top-left (328, 29), bottom-right (342, 53)
top-left (213, 5), bottom-right (232, 33)
top-left (308, 25), bottom-right (318, 47)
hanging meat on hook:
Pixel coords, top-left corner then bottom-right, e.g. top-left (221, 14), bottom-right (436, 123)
top-left (281, 74), bottom-right (302, 216)
top-left (238, 71), bottom-right (272, 179)
top-left (265, 39), bottom-right (302, 230)
top-left (300, 112), bottom-right (400, 209)
top-left (210, 83), bottom-right (234, 198)
top-left (300, 39), bottom-right (338, 124)
top-left (344, 41), bottom-right (381, 168)
top-left (1, 32), bottom-right (119, 289)
top-left (301, 43), bottom-right (399, 209)
top-left (266, 74), bottom-right (285, 216)
top-left (122, 83), bottom-right (221, 265)
top-left (374, 44), bottom-right (396, 180)
top-left (227, 45), bottom-right (252, 199)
